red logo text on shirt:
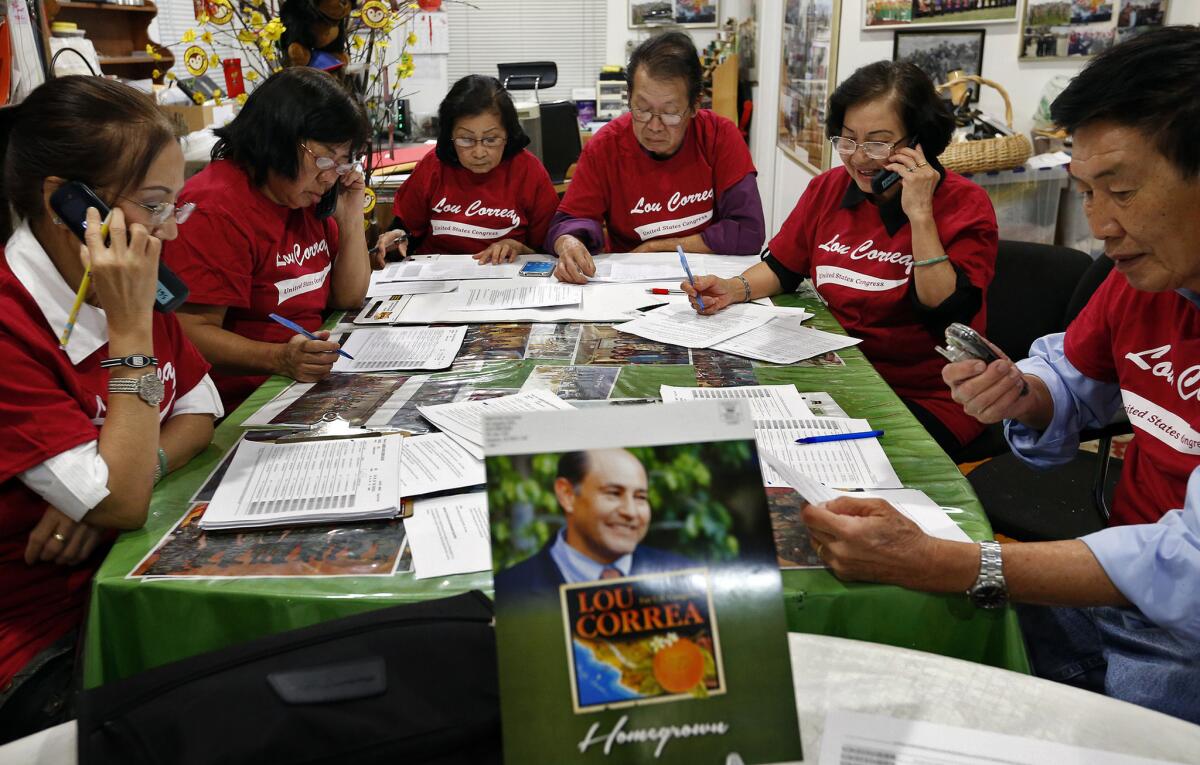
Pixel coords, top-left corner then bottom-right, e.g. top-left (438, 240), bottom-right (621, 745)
top-left (275, 239), bottom-right (330, 269)
top-left (818, 233), bottom-right (913, 274)
top-left (629, 188), bottom-right (714, 215)
top-left (1125, 344), bottom-right (1200, 402)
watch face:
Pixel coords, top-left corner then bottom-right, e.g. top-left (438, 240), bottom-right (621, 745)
top-left (138, 373), bottom-right (165, 406)
top-left (970, 583), bottom-right (1007, 609)
top-left (127, 354), bottom-right (153, 368)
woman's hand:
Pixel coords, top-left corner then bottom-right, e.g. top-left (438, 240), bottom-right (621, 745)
top-left (371, 229), bottom-right (408, 270)
top-left (553, 235), bottom-right (595, 284)
top-left (332, 165), bottom-right (367, 229)
top-left (25, 505), bottom-right (104, 566)
top-left (474, 239), bottom-right (529, 265)
top-left (82, 206), bottom-right (158, 335)
top-left (275, 331), bottom-right (340, 382)
top-left (884, 143), bottom-right (939, 223)
top-left (681, 275), bottom-right (739, 315)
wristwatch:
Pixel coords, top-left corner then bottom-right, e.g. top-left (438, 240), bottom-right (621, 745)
top-left (108, 372), bottom-right (164, 407)
top-left (967, 540), bottom-right (1008, 609)
top-left (100, 354), bottom-right (158, 369)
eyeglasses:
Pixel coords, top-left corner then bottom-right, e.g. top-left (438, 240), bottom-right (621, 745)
top-left (829, 136), bottom-right (908, 161)
top-left (123, 198), bottom-right (196, 226)
top-left (630, 107), bottom-right (688, 127)
top-left (299, 143), bottom-right (362, 176)
top-left (452, 135), bottom-right (507, 149)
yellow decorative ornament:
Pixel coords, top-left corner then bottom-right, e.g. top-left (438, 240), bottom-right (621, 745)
top-left (183, 45), bottom-right (209, 77)
top-left (363, 187), bottom-right (376, 215)
top-left (245, 69), bottom-right (260, 82)
top-left (407, 31), bottom-right (417, 46)
top-left (181, 28), bottom-right (196, 43)
top-left (361, 1), bottom-right (389, 29)
top-left (237, 29), bottom-right (256, 43)
top-left (237, 93), bottom-right (249, 105)
top-left (208, 0), bottom-right (233, 26)
top-left (201, 31), bottom-right (213, 44)
top-left (208, 53), bottom-right (221, 68)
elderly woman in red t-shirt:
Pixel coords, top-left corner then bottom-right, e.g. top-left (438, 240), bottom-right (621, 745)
top-left (684, 61), bottom-right (998, 457)
top-left (372, 75), bottom-right (559, 266)
top-left (548, 32), bottom-right (765, 284)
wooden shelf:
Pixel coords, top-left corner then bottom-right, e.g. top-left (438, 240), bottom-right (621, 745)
top-left (98, 53), bottom-right (155, 64)
top-left (56, 2), bottom-right (157, 12)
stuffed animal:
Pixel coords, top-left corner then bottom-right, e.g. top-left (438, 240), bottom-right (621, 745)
top-left (278, 0), bottom-right (353, 69)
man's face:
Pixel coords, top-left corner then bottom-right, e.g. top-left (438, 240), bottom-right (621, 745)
top-left (559, 449), bottom-right (651, 565)
top-left (1070, 121), bottom-right (1200, 293)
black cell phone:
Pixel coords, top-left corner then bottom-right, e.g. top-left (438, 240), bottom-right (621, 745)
top-left (316, 186), bottom-right (338, 219)
top-left (871, 138), bottom-right (920, 196)
top-left (49, 181), bottom-right (190, 313)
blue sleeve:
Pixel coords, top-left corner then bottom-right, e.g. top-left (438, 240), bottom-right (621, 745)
top-left (1003, 333), bottom-right (1123, 469)
top-left (1081, 467), bottom-right (1200, 641)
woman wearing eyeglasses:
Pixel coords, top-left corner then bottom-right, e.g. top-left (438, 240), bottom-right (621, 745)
top-left (372, 75), bottom-right (558, 265)
top-left (0, 77), bottom-right (219, 742)
top-left (548, 32), bottom-right (765, 284)
top-left (163, 67), bottom-right (372, 412)
top-left (683, 62), bottom-right (998, 457)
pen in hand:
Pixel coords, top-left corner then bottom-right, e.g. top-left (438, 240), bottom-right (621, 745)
top-left (795, 430), bottom-right (884, 445)
top-left (268, 313), bottom-right (355, 360)
top-left (677, 245), bottom-right (705, 311)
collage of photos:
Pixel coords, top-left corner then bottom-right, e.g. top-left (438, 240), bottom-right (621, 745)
top-left (629, 0), bottom-right (719, 27)
top-left (778, 0), bottom-right (840, 172)
top-left (1020, 0), bottom-right (1167, 59)
top-left (864, 0), bottom-right (1019, 27)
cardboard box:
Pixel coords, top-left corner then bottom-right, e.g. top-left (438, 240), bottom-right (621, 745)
top-left (161, 104), bottom-right (216, 134)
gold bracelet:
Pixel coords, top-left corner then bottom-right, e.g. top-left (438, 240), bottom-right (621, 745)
top-left (734, 275), bottom-right (752, 303)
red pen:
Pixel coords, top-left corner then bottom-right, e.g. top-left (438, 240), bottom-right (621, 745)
top-left (645, 288), bottom-right (686, 295)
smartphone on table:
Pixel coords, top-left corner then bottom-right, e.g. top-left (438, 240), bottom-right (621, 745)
top-left (49, 181), bottom-right (190, 312)
top-left (519, 261), bottom-right (555, 277)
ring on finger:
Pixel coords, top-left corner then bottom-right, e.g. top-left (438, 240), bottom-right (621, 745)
top-left (53, 532), bottom-right (67, 543)
top-left (813, 540), bottom-right (825, 557)
top-left (916, 161), bottom-right (928, 168)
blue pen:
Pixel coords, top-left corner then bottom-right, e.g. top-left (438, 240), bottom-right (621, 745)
top-left (677, 245), bottom-right (706, 311)
top-left (268, 313), bottom-right (355, 360)
top-left (795, 429), bottom-right (884, 445)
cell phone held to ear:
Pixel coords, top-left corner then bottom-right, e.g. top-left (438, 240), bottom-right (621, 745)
top-left (315, 186), bottom-right (338, 219)
top-left (49, 181), bottom-right (190, 313)
top-left (871, 138), bottom-right (920, 196)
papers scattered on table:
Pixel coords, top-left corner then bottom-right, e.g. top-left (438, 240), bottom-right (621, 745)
top-left (799, 391), bottom-right (850, 418)
top-left (756, 417), bottom-right (902, 490)
top-left (711, 318), bottom-right (861, 364)
top-left (332, 326), bottom-right (467, 373)
top-left (615, 303), bottom-right (773, 348)
top-left (586, 252), bottom-right (753, 283)
top-left (418, 389), bottom-right (576, 459)
top-left (820, 710), bottom-right (1179, 765)
top-left (446, 283), bottom-right (583, 312)
top-left (660, 384), bottom-right (814, 420)
top-left (406, 492), bottom-right (492, 579)
top-left (366, 275), bottom-right (457, 299)
top-left (370, 254), bottom-right (520, 282)
top-left (398, 433), bottom-right (485, 498)
top-left (200, 435), bottom-right (403, 530)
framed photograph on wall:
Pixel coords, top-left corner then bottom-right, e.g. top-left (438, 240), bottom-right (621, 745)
top-left (1019, 0), bottom-right (1167, 60)
top-left (630, 0), bottom-right (720, 28)
top-left (778, 0), bottom-right (843, 173)
top-left (864, 0), bottom-right (1019, 29)
top-left (894, 28), bottom-right (986, 102)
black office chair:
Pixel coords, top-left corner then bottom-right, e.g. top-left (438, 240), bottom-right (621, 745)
top-left (538, 100), bottom-right (582, 186)
top-left (497, 61), bottom-right (557, 103)
top-left (963, 250), bottom-right (1131, 541)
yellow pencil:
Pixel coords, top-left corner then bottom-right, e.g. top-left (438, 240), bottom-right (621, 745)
top-left (59, 214), bottom-right (111, 348)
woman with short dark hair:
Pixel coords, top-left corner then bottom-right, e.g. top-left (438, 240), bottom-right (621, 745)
top-left (683, 61), bottom-right (998, 456)
top-left (548, 31), bottom-right (765, 284)
top-left (374, 74), bottom-right (558, 265)
top-left (163, 67), bottom-right (372, 412)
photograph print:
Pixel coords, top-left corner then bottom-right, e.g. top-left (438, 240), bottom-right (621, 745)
top-left (630, 0), bottom-right (719, 28)
top-left (864, 0), bottom-right (1018, 28)
top-left (893, 28), bottom-right (986, 102)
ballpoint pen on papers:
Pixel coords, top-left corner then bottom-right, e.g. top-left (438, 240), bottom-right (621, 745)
top-left (268, 313), bottom-right (355, 360)
top-left (645, 288), bottom-right (686, 295)
top-left (677, 245), bottom-right (705, 310)
top-left (795, 429), bottom-right (884, 445)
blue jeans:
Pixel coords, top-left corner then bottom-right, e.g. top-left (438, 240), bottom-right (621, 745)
top-left (0, 630), bottom-right (77, 745)
top-left (1019, 605), bottom-right (1200, 725)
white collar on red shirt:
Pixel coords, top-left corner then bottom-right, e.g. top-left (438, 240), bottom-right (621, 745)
top-left (4, 220), bottom-right (109, 366)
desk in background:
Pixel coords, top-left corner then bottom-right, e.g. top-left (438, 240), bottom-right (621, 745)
top-left (82, 291), bottom-right (1027, 688)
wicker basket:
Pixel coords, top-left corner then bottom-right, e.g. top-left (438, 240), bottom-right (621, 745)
top-left (935, 74), bottom-right (1032, 175)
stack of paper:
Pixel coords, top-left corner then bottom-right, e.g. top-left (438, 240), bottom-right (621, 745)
top-left (365, 277), bottom-right (457, 299)
top-left (756, 416), bottom-right (901, 490)
top-left (614, 303), bottom-right (774, 348)
top-left (406, 492), bottom-right (493, 580)
top-left (446, 284), bottom-right (583, 312)
top-left (200, 435), bottom-right (403, 530)
top-left (398, 433), bottom-right (486, 497)
top-left (417, 389), bottom-right (576, 459)
top-left (660, 384), bottom-right (814, 420)
top-left (368, 255), bottom-right (520, 282)
top-left (332, 326), bottom-right (467, 373)
top-left (711, 317), bottom-right (861, 364)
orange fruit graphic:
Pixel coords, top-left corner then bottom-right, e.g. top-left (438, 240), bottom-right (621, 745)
top-left (652, 637), bottom-right (705, 693)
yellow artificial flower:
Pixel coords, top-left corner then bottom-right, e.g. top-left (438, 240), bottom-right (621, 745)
top-left (350, 10), bottom-right (361, 17)
top-left (213, 87), bottom-right (223, 98)
top-left (214, 93), bottom-right (223, 106)
top-left (192, 92), bottom-right (205, 104)
top-left (201, 31), bottom-right (213, 44)
top-left (237, 93), bottom-right (249, 105)
top-left (245, 69), bottom-right (259, 82)
top-left (209, 53), bottom-right (221, 67)
top-left (237, 29), bottom-right (255, 43)
top-left (249, 11), bottom-right (265, 28)
top-left (352, 34), bottom-right (364, 49)
top-left (152, 52), bottom-right (163, 61)
top-left (262, 18), bottom-right (285, 42)
top-left (166, 72), bottom-right (176, 81)
top-left (273, 66), bottom-right (283, 73)
top-left (407, 31), bottom-right (417, 46)
top-left (152, 69), bottom-right (161, 78)
top-left (197, 12), bottom-right (209, 24)
top-left (144, 43), bottom-right (156, 55)
top-left (377, 38), bottom-right (388, 49)
top-left (181, 29), bottom-right (196, 43)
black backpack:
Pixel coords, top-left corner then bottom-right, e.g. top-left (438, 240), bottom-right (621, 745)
top-left (77, 591), bottom-right (501, 764)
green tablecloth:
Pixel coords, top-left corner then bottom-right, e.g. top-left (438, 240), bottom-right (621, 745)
top-left (83, 294), bottom-right (1029, 687)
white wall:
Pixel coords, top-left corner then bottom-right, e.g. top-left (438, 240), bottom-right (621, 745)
top-left (752, 0), bottom-right (1200, 233)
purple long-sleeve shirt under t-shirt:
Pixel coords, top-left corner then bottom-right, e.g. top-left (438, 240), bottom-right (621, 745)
top-left (545, 173), bottom-right (765, 256)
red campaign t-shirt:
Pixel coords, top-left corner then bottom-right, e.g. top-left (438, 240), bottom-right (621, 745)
top-left (163, 159), bottom-right (340, 410)
top-left (1063, 272), bottom-right (1200, 526)
top-left (769, 167), bottom-right (998, 446)
top-left (558, 110), bottom-right (756, 252)
top-left (392, 149), bottom-right (559, 255)
top-left (0, 251), bottom-right (211, 691)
